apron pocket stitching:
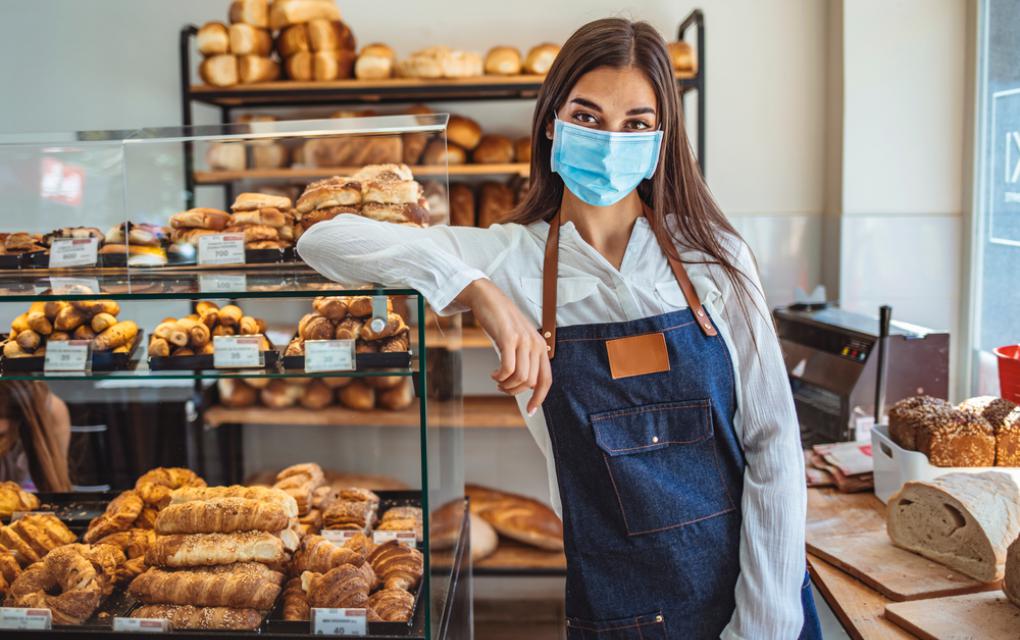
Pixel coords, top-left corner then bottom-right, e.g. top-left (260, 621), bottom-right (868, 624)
top-left (591, 399), bottom-right (710, 422)
top-left (603, 452), bottom-right (634, 534)
top-left (625, 504), bottom-right (736, 537)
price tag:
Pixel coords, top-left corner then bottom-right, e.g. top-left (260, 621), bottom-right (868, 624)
top-left (113, 617), bottom-right (170, 633)
top-left (321, 529), bottom-right (363, 545)
top-left (0, 607), bottom-right (52, 630)
top-left (43, 340), bottom-right (90, 373)
top-left (48, 237), bottom-right (98, 268)
top-left (304, 340), bottom-right (355, 373)
top-left (197, 233), bottom-right (245, 266)
top-left (311, 608), bottom-right (367, 636)
top-left (198, 273), bottom-right (248, 293)
top-left (213, 335), bottom-right (264, 369)
top-left (372, 530), bottom-right (417, 548)
top-left (48, 277), bottom-right (100, 295)
top-left (10, 511), bottom-right (54, 521)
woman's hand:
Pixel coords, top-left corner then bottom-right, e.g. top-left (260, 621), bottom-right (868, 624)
top-left (457, 279), bottom-right (551, 415)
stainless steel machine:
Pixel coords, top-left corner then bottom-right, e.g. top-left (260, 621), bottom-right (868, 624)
top-left (773, 304), bottom-right (950, 445)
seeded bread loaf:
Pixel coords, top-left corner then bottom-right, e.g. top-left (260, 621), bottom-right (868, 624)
top-left (889, 396), bottom-right (952, 451)
top-left (915, 408), bottom-right (996, 467)
top-left (959, 396), bottom-right (1020, 466)
top-left (887, 471), bottom-right (1020, 582)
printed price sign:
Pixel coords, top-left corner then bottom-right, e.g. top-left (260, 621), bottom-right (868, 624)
top-left (44, 340), bottom-right (90, 373)
top-left (213, 335), bottom-right (263, 369)
top-left (304, 340), bottom-right (355, 373)
top-left (197, 233), bottom-right (245, 266)
top-left (113, 617), bottom-right (170, 633)
top-left (198, 273), bottom-right (248, 293)
top-left (48, 277), bottom-right (100, 295)
top-left (0, 607), bottom-right (52, 630)
top-left (372, 530), bottom-right (417, 548)
top-left (49, 237), bottom-right (99, 268)
top-left (321, 529), bottom-right (364, 545)
top-left (311, 608), bottom-right (367, 636)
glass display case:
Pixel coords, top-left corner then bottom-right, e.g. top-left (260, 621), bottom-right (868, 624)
top-left (0, 117), bottom-right (469, 638)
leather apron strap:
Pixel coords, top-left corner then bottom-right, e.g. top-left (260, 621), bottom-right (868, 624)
top-left (541, 206), bottom-right (718, 359)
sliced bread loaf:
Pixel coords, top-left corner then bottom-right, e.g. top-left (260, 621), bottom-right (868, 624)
top-left (887, 471), bottom-right (1020, 582)
top-left (1004, 536), bottom-right (1020, 606)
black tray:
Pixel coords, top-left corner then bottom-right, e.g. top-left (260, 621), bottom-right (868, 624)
top-left (165, 247), bottom-right (295, 268)
top-left (281, 333), bottom-right (412, 372)
top-left (0, 331), bottom-right (144, 373)
top-left (148, 338), bottom-right (280, 371)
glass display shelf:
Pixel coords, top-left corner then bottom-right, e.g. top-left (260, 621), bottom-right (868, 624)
top-left (0, 266), bottom-right (416, 302)
top-left (0, 365), bottom-right (417, 382)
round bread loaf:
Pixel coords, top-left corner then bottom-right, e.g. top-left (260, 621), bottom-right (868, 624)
top-left (667, 41), bottom-right (696, 72)
top-left (447, 115), bottom-right (482, 151)
top-left (472, 135), bottom-right (514, 164)
top-left (484, 46), bottom-right (522, 75)
top-left (524, 43), bottom-right (559, 75)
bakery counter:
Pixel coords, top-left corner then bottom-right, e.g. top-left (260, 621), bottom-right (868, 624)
top-left (807, 489), bottom-right (917, 640)
top-left (194, 163), bottom-right (530, 184)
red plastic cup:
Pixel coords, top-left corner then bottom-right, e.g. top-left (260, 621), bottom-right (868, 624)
top-left (994, 345), bottom-right (1020, 403)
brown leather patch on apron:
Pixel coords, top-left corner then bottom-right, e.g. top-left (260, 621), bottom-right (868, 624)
top-left (605, 332), bottom-right (670, 380)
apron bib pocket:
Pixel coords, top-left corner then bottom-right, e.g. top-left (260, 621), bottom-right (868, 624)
top-left (589, 399), bottom-right (735, 536)
top-left (566, 610), bottom-right (666, 640)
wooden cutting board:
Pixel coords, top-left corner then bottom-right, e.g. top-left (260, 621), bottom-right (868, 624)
top-left (885, 591), bottom-right (1020, 640)
top-left (807, 528), bottom-right (999, 601)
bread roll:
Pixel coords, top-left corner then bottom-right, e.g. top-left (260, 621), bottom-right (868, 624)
top-left (206, 143), bottom-right (247, 172)
top-left (229, 0), bottom-right (269, 28)
top-left (238, 55), bottom-right (280, 84)
top-left (484, 46), bottom-right (522, 75)
top-left (422, 139), bottom-right (466, 166)
top-left (260, 380), bottom-right (302, 409)
top-left (472, 135), bottom-right (514, 164)
top-left (197, 22), bottom-right (230, 56)
top-left (313, 51), bottom-right (341, 81)
top-left (307, 19), bottom-right (355, 52)
top-left (376, 381), bottom-right (413, 411)
top-left (887, 472), bottom-right (1020, 582)
top-left (355, 43), bottom-right (395, 80)
top-left (218, 379), bottom-right (257, 408)
top-left (300, 381), bottom-right (334, 410)
top-left (667, 41), bottom-right (696, 72)
top-left (302, 135), bottom-right (401, 167)
top-left (277, 24), bottom-right (310, 57)
top-left (269, 0), bottom-right (341, 30)
top-left (250, 143), bottom-right (288, 169)
top-left (449, 183), bottom-right (476, 227)
top-left (335, 48), bottom-right (357, 79)
top-left (229, 24), bottom-right (271, 56)
top-left (447, 115), bottom-right (482, 151)
top-left (285, 51), bottom-right (313, 81)
top-left (200, 55), bottom-right (239, 87)
top-left (524, 43), bottom-right (559, 75)
top-left (513, 137), bottom-right (531, 164)
top-left (339, 382), bottom-right (375, 411)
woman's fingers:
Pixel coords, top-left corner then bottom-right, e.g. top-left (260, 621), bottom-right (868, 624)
top-left (491, 336), bottom-right (517, 382)
top-left (500, 340), bottom-right (532, 391)
top-left (527, 350), bottom-right (553, 416)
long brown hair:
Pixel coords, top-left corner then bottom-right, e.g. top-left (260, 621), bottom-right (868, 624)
top-left (0, 381), bottom-right (71, 492)
top-left (510, 18), bottom-right (762, 320)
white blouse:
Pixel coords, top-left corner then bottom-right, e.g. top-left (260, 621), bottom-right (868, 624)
top-left (297, 214), bottom-right (807, 639)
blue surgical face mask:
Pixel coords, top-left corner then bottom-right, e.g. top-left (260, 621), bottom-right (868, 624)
top-left (550, 116), bottom-right (663, 207)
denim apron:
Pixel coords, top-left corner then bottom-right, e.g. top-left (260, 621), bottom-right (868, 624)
top-left (538, 209), bottom-right (822, 639)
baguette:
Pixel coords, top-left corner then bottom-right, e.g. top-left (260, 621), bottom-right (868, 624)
top-left (155, 498), bottom-right (289, 535)
top-left (54, 306), bottom-right (87, 331)
top-left (92, 321), bottom-right (138, 352)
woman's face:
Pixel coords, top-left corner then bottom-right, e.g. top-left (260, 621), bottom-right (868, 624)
top-left (550, 65), bottom-right (659, 135)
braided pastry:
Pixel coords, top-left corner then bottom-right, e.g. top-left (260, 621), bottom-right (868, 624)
top-left (155, 497), bottom-right (289, 535)
top-left (282, 577), bottom-right (309, 621)
top-left (128, 562), bottom-right (284, 609)
top-left (78, 543), bottom-right (126, 597)
top-left (301, 564), bottom-right (370, 609)
top-left (0, 481), bottom-right (39, 518)
top-left (369, 541), bottom-right (423, 591)
top-left (95, 528), bottom-right (154, 584)
top-left (84, 490), bottom-right (143, 542)
top-left (131, 605), bottom-right (263, 630)
top-left (368, 587), bottom-right (415, 622)
top-left (146, 531), bottom-right (286, 568)
top-left (135, 468), bottom-right (207, 508)
top-left (169, 485), bottom-right (298, 518)
top-left (294, 535), bottom-right (365, 574)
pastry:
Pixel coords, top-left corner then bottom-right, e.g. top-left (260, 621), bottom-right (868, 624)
top-left (269, 0), bottom-right (342, 30)
top-left (4, 544), bottom-right (116, 625)
top-left (197, 22), bottom-right (230, 56)
top-left (155, 497), bottom-right (290, 535)
top-left (206, 141), bottom-right (246, 171)
top-left (200, 55), bottom-right (239, 87)
top-left (422, 139), bottom-right (466, 165)
top-left (524, 43), bottom-right (559, 75)
top-left (959, 396), bottom-right (1020, 466)
top-left (355, 43), bottom-right (395, 80)
top-left (283, 576), bottom-right (310, 621)
top-left (296, 177), bottom-right (362, 213)
top-left (84, 490), bottom-right (144, 543)
top-left (361, 202), bottom-right (429, 226)
top-left (338, 381), bottom-right (375, 411)
top-left (368, 540), bottom-right (423, 591)
top-left (146, 531), bottom-right (287, 568)
top-left (231, 192), bottom-right (292, 212)
top-left (302, 563), bottom-right (370, 609)
top-left (135, 467), bottom-right (207, 509)
top-left (229, 0), bottom-right (269, 28)
top-left (294, 535), bottom-right (365, 574)
top-left (472, 135), bottom-right (514, 164)
top-left (169, 486), bottom-right (298, 518)
top-left (888, 472), bottom-right (1020, 582)
top-left (323, 500), bottom-right (375, 531)
top-left (359, 312), bottom-right (407, 341)
top-left (467, 484), bottom-right (564, 551)
top-left (128, 562), bottom-right (284, 609)
top-left (0, 481), bottom-right (40, 519)
top-left (368, 587), bottom-right (414, 622)
top-left (131, 605), bottom-right (263, 630)
top-left (170, 208), bottom-right (230, 231)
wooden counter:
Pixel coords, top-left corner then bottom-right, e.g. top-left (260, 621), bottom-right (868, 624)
top-left (806, 488), bottom-right (916, 640)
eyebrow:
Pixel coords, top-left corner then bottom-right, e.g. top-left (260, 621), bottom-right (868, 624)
top-left (569, 96), bottom-right (656, 116)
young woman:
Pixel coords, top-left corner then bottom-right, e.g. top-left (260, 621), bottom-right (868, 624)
top-left (299, 18), bottom-right (820, 640)
top-left (0, 381), bottom-right (71, 492)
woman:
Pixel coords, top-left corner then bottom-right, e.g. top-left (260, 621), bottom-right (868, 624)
top-left (299, 18), bottom-right (820, 639)
top-left (0, 381), bottom-right (71, 492)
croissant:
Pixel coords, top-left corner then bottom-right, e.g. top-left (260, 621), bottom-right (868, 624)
top-left (155, 497), bottom-right (289, 535)
top-left (334, 317), bottom-right (363, 340)
top-left (340, 487), bottom-right (380, 506)
top-left (359, 312), bottom-right (408, 341)
top-left (282, 576), bottom-right (310, 621)
top-left (368, 587), bottom-right (415, 622)
top-left (95, 528), bottom-right (154, 560)
top-left (301, 564), bottom-right (370, 609)
top-left (323, 500), bottom-right (375, 531)
top-left (276, 462), bottom-right (325, 487)
top-left (0, 481), bottom-right (40, 518)
top-left (348, 295), bottom-right (392, 318)
top-left (369, 540), bottom-right (423, 591)
top-left (381, 331), bottom-right (411, 353)
top-left (1, 514), bottom-right (77, 566)
top-left (131, 604), bottom-right (263, 630)
top-left (5, 545), bottom-right (106, 624)
top-left (134, 507), bottom-right (159, 530)
top-left (84, 490), bottom-right (143, 543)
top-left (146, 531), bottom-right (286, 568)
top-left (313, 296), bottom-right (348, 321)
top-left (168, 485), bottom-right (298, 518)
top-left (128, 562), bottom-right (284, 609)
top-left (297, 535), bottom-right (365, 574)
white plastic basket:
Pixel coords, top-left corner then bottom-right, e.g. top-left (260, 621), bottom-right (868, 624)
top-left (871, 425), bottom-right (1020, 502)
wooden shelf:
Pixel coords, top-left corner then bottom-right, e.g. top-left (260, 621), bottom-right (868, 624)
top-left (433, 540), bottom-right (566, 576)
top-left (425, 326), bottom-right (492, 350)
top-left (194, 163), bottom-right (529, 185)
top-left (187, 73), bottom-right (697, 108)
top-left (204, 394), bottom-right (523, 429)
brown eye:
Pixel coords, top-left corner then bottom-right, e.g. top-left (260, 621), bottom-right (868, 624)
top-left (626, 120), bottom-right (652, 131)
top-left (572, 112), bottom-right (598, 125)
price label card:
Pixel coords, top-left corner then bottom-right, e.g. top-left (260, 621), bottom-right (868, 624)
top-left (113, 617), bottom-right (170, 633)
top-left (372, 530), bottom-right (417, 548)
top-left (48, 237), bottom-right (99, 268)
top-left (311, 608), bottom-right (367, 636)
top-left (321, 529), bottom-right (364, 545)
top-left (213, 335), bottom-right (264, 369)
top-left (198, 273), bottom-right (248, 293)
top-left (44, 340), bottom-right (90, 373)
top-left (304, 340), bottom-right (355, 373)
top-left (49, 277), bottom-right (100, 295)
top-left (0, 607), bottom-right (52, 630)
top-left (197, 233), bottom-right (245, 266)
